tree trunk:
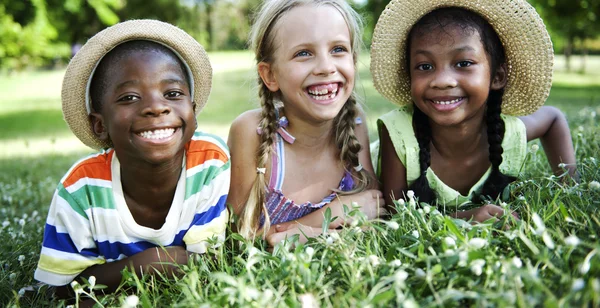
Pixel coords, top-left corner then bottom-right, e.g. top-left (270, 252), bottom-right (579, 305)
top-left (564, 36), bottom-right (573, 72)
top-left (579, 43), bottom-right (588, 74)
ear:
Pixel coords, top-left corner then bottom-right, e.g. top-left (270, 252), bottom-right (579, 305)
top-left (491, 63), bottom-right (508, 90)
top-left (191, 101), bottom-right (197, 113)
top-left (89, 113), bottom-right (109, 141)
top-left (257, 62), bottom-right (279, 92)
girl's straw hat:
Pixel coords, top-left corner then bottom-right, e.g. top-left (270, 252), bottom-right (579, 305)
top-left (370, 0), bottom-right (553, 116)
top-left (62, 19), bottom-right (212, 149)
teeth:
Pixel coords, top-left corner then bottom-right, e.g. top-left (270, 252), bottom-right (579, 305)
top-left (433, 98), bottom-right (462, 105)
top-left (311, 93), bottom-right (336, 101)
top-left (138, 128), bottom-right (175, 140)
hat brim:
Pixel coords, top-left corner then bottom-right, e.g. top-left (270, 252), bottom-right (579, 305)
top-left (62, 19), bottom-right (212, 149)
top-left (370, 0), bottom-right (553, 116)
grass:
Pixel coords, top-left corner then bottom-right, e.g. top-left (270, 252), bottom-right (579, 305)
top-left (0, 53), bottom-right (599, 307)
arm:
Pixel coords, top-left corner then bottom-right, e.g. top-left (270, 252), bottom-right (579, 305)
top-left (379, 124), bottom-right (408, 208)
top-left (519, 106), bottom-right (577, 177)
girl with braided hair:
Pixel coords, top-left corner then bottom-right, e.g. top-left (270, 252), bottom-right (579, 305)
top-left (372, 1), bottom-right (577, 223)
top-left (227, 0), bottom-right (383, 245)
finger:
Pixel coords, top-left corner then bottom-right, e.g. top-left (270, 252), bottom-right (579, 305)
top-left (486, 205), bottom-right (505, 218)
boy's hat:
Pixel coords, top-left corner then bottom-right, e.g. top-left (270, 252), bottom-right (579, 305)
top-left (370, 0), bottom-right (553, 116)
top-left (62, 19), bottom-right (212, 149)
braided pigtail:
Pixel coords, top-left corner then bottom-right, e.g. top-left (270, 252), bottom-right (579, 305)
top-left (408, 106), bottom-right (435, 204)
top-left (477, 90), bottom-right (516, 202)
top-left (333, 94), bottom-right (372, 193)
top-left (238, 83), bottom-right (279, 239)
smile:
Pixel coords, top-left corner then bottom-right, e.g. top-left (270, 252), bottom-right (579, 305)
top-left (137, 128), bottom-right (176, 140)
top-left (432, 97), bottom-right (464, 105)
top-left (307, 83), bottom-right (340, 101)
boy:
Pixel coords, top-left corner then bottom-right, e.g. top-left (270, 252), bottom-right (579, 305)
top-left (34, 20), bottom-right (230, 295)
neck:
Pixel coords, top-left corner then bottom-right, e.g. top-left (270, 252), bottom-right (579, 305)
top-left (284, 113), bottom-right (335, 150)
top-left (429, 112), bottom-right (487, 158)
top-left (119, 152), bottom-right (184, 210)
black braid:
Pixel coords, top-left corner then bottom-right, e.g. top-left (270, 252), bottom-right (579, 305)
top-left (476, 89), bottom-right (516, 202)
top-left (408, 106), bottom-right (435, 204)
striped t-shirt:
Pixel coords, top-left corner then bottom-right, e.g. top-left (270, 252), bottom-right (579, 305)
top-left (35, 132), bottom-right (230, 286)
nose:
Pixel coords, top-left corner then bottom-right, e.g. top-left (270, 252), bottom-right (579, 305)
top-left (430, 67), bottom-right (458, 89)
top-left (313, 53), bottom-right (336, 76)
top-left (141, 94), bottom-right (171, 117)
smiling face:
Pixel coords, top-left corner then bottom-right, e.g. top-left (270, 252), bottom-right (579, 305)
top-left (409, 24), bottom-right (504, 127)
top-left (90, 48), bottom-right (195, 166)
top-left (259, 4), bottom-right (355, 124)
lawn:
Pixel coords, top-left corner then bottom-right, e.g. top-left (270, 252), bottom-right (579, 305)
top-left (0, 53), bottom-right (599, 307)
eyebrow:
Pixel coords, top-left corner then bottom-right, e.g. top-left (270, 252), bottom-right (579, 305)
top-left (413, 45), bottom-right (477, 56)
top-left (114, 78), bottom-right (187, 91)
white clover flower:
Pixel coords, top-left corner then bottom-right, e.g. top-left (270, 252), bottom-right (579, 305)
top-left (397, 198), bottom-right (405, 206)
top-left (531, 213), bottom-right (546, 235)
top-left (590, 157), bottom-right (596, 164)
top-left (263, 289), bottom-right (274, 301)
top-left (353, 226), bottom-right (362, 233)
top-left (387, 221), bottom-right (399, 230)
top-left (592, 111), bottom-right (597, 118)
top-left (417, 209), bottom-right (424, 215)
top-left (470, 259), bottom-right (486, 276)
top-left (403, 299), bottom-right (418, 308)
top-left (443, 237), bottom-right (456, 247)
top-left (431, 209), bottom-right (441, 216)
top-left (444, 249), bottom-right (455, 256)
top-left (88, 276), bottom-right (96, 289)
top-left (518, 195), bottom-right (526, 201)
top-left (565, 217), bottom-right (575, 223)
top-left (17, 255), bottom-right (25, 266)
top-left (499, 201), bottom-right (508, 207)
top-left (394, 269), bottom-right (409, 283)
top-left (411, 230), bottom-right (419, 239)
top-left (389, 259), bottom-right (402, 267)
top-left (368, 255), bottom-right (380, 267)
top-left (246, 287), bottom-right (260, 300)
top-left (542, 232), bottom-right (555, 249)
top-left (458, 251), bottom-right (468, 267)
top-left (305, 247), bottom-right (315, 258)
top-left (505, 231), bottom-right (517, 240)
top-left (70, 281), bottom-right (83, 294)
top-left (415, 268), bottom-right (426, 278)
top-left (572, 278), bottom-right (585, 292)
top-left (325, 236), bottom-right (334, 246)
top-left (530, 144), bottom-right (539, 153)
top-left (32, 210), bottom-right (38, 217)
top-left (408, 199), bottom-right (416, 208)
top-left (558, 163), bottom-right (567, 169)
top-left (512, 257), bottom-right (523, 268)
top-left (423, 205), bottom-right (431, 214)
top-left (330, 232), bottom-right (340, 241)
top-left (18, 219), bottom-right (25, 226)
top-left (123, 294), bottom-right (140, 308)
top-left (406, 190), bottom-right (415, 199)
top-left (564, 235), bottom-right (581, 247)
top-left (2, 220), bottom-right (9, 228)
top-left (351, 201), bottom-right (359, 208)
top-left (468, 238), bottom-right (487, 249)
top-left (589, 181), bottom-right (600, 190)
top-left (9, 272), bottom-right (16, 281)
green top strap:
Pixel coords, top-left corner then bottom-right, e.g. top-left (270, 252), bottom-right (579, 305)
top-left (377, 105), bottom-right (527, 207)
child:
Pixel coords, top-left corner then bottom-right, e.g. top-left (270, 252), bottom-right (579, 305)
top-left (227, 0), bottom-right (384, 245)
top-left (34, 20), bottom-right (230, 295)
top-left (371, 0), bottom-right (577, 222)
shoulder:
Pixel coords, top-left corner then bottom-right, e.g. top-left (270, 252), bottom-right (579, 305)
top-left (186, 132), bottom-right (231, 172)
top-left (228, 109), bottom-right (262, 154)
top-left (379, 106), bottom-right (413, 124)
top-left (60, 149), bottom-right (114, 190)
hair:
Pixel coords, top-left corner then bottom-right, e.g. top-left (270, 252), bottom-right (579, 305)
top-left (237, 0), bottom-right (369, 238)
top-left (406, 7), bottom-right (515, 204)
top-left (90, 40), bottom-right (190, 113)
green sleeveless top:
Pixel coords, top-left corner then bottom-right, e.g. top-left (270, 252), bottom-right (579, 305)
top-left (377, 105), bottom-right (527, 207)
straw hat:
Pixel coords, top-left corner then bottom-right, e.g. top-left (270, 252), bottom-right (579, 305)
top-left (62, 19), bottom-right (212, 149)
top-left (370, 0), bottom-right (553, 116)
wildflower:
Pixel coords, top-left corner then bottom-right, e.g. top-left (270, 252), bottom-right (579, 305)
top-left (406, 190), bottom-right (415, 199)
top-left (590, 157), bottom-right (596, 164)
top-left (389, 259), bottom-right (402, 267)
top-left (531, 213), bottom-right (546, 235)
top-left (2, 220), bottom-right (8, 228)
top-left (530, 144), bottom-right (539, 153)
top-left (444, 249), bottom-right (455, 256)
top-left (592, 279), bottom-right (600, 293)
top-left (387, 221), bottom-right (399, 230)
top-left (572, 278), bottom-right (585, 292)
top-left (517, 195), bottom-right (526, 201)
top-left (431, 209), bottom-right (442, 216)
top-left (443, 237), bottom-right (456, 247)
top-left (246, 287), bottom-right (260, 300)
top-left (564, 235), bottom-right (581, 247)
top-left (411, 230), bottom-right (419, 239)
top-left (368, 255), bottom-right (380, 267)
top-left (299, 293), bottom-right (318, 308)
top-left (542, 232), bottom-right (555, 249)
top-left (417, 209), bottom-right (424, 215)
top-left (423, 205), bottom-right (431, 214)
top-left (468, 238), bottom-right (487, 249)
top-left (394, 269), bottom-right (408, 283)
top-left (9, 272), bottom-right (16, 281)
top-left (408, 198), bottom-right (416, 208)
top-left (351, 201), bottom-right (359, 208)
top-left (505, 231), bottom-right (517, 240)
top-left (70, 281), bottom-right (83, 294)
top-left (325, 236), bottom-right (334, 246)
top-left (305, 247), bottom-right (315, 258)
top-left (403, 299), bottom-right (418, 308)
top-left (565, 217), bottom-right (574, 223)
top-left (558, 163), bottom-right (566, 169)
top-left (248, 247), bottom-right (260, 258)
top-left (18, 219), bottom-right (25, 226)
top-left (414, 268), bottom-right (426, 278)
top-left (590, 181), bottom-right (600, 190)
top-left (397, 198), bottom-right (405, 206)
top-left (32, 210), bottom-right (38, 217)
top-left (123, 295), bottom-right (140, 308)
top-left (512, 257), bottom-right (523, 268)
top-left (263, 289), bottom-right (274, 301)
top-left (458, 251), bottom-right (468, 267)
top-left (18, 255), bottom-right (25, 266)
top-left (470, 259), bottom-right (486, 276)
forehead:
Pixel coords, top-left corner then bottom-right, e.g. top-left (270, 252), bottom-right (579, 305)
top-left (410, 23), bottom-right (483, 50)
top-left (106, 49), bottom-right (184, 76)
top-left (273, 4), bottom-right (350, 50)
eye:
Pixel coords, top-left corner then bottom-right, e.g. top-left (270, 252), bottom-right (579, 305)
top-left (332, 46), bottom-right (348, 54)
top-left (456, 61), bottom-right (473, 68)
top-left (416, 63), bottom-right (433, 71)
top-left (117, 95), bottom-right (138, 102)
top-left (294, 50), bottom-right (311, 58)
top-left (165, 91), bottom-right (184, 98)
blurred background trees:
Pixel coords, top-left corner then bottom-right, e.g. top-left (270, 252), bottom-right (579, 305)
top-left (0, 0), bottom-right (598, 72)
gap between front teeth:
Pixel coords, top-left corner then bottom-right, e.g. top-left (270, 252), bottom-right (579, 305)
top-left (138, 128), bottom-right (175, 139)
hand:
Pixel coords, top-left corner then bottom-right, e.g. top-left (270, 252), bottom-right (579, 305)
top-left (452, 204), bottom-right (519, 224)
top-left (339, 189), bottom-right (386, 221)
top-left (134, 246), bottom-right (189, 276)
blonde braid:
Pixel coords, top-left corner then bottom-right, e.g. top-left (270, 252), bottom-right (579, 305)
top-left (333, 94), bottom-right (372, 194)
top-left (238, 83), bottom-right (278, 239)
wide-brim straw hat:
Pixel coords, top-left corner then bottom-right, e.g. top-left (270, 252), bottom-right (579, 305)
top-left (370, 0), bottom-right (553, 116)
top-left (62, 19), bottom-right (212, 149)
